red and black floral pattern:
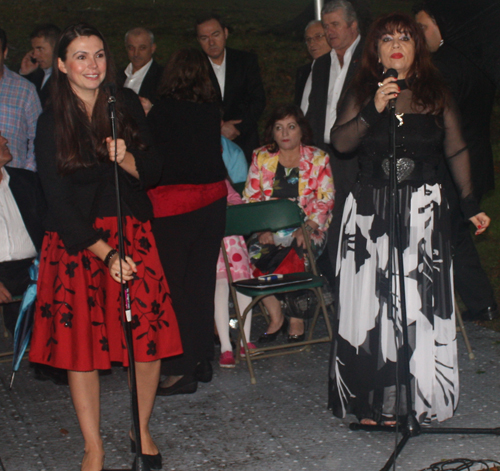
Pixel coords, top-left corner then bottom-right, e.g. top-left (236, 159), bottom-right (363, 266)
top-left (29, 217), bottom-right (182, 371)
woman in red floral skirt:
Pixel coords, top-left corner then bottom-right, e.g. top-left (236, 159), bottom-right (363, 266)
top-left (29, 24), bottom-right (181, 471)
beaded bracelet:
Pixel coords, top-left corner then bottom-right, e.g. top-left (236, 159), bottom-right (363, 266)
top-left (104, 249), bottom-right (118, 268)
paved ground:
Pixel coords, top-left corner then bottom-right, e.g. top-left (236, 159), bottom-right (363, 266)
top-left (1, 317), bottom-right (500, 471)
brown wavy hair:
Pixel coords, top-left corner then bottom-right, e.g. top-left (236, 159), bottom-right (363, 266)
top-left (351, 12), bottom-right (447, 114)
top-left (263, 104), bottom-right (313, 153)
top-left (52, 23), bottom-right (144, 174)
top-left (157, 48), bottom-right (217, 103)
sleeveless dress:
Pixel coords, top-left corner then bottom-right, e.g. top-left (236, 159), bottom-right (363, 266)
top-left (328, 82), bottom-right (480, 424)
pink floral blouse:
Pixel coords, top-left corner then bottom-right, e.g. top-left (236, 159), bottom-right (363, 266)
top-left (242, 144), bottom-right (335, 234)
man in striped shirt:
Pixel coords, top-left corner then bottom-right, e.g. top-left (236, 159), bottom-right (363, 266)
top-left (0, 27), bottom-right (42, 172)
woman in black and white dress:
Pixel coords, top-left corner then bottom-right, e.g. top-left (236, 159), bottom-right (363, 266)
top-left (327, 13), bottom-right (490, 425)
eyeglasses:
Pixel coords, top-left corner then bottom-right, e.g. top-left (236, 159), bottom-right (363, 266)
top-left (305, 34), bottom-right (325, 45)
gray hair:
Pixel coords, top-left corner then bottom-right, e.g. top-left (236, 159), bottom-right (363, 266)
top-left (322, 0), bottom-right (358, 26)
top-left (124, 27), bottom-right (155, 45)
top-left (305, 20), bottom-right (323, 36)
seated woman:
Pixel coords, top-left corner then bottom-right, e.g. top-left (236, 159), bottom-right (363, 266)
top-left (242, 104), bottom-right (334, 343)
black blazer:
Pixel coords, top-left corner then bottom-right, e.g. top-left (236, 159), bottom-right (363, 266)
top-left (306, 39), bottom-right (364, 152)
top-left (294, 62), bottom-right (313, 107)
top-left (118, 60), bottom-right (164, 103)
top-left (24, 68), bottom-right (52, 108)
top-left (306, 38), bottom-right (364, 203)
top-left (208, 47), bottom-right (266, 161)
top-left (433, 43), bottom-right (496, 200)
top-left (34, 89), bottom-right (161, 254)
top-left (5, 166), bottom-right (46, 251)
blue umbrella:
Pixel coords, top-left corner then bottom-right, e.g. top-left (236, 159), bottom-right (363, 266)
top-left (9, 256), bottom-right (39, 389)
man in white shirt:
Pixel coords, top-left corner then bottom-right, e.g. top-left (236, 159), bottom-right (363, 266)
top-left (305, 0), bottom-right (364, 279)
top-left (19, 24), bottom-right (60, 108)
top-left (120, 27), bottom-right (163, 114)
top-left (0, 132), bottom-right (45, 334)
top-left (295, 20), bottom-right (331, 110)
top-left (196, 13), bottom-right (266, 162)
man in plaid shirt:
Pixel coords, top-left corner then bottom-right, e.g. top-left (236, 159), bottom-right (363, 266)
top-left (0, 28), bottom-right (42, 172)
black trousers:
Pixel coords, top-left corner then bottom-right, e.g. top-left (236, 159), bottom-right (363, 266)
top-left (153, 197), bottom-right (226, 376)
top-left (0, 258), bottom-right (33, 334)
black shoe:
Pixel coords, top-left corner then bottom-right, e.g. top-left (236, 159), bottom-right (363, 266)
top-left (33, 365), bottom-right (68, 386)
top-left (462, 304), bottom-right (499, 322)
top-left (258, 317), bottom-right (289, 344)
top-left (156, 375), bottom-right (198, 396)
top-left (130, 437), bottom-right (162, 470)
top-left (195, 358), bottom-right (213, 383)
top-left (287, 332), bottom-right (306, 343)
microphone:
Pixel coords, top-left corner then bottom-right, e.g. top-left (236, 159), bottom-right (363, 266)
top-left (104, 82), bottom-right (117, 104)
top-left (385, 68), bottom-right (398, 110)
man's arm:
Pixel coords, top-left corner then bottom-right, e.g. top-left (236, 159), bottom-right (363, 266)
top-left (24, 84), bottom-right (42, 171)
top-left (0, 281), bottom-right (12, 303)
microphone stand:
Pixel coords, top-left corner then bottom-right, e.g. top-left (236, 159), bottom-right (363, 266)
top-left (349, 96), bottom-right (500, 471)
top-left (105, 90), bottom-right (150, 471)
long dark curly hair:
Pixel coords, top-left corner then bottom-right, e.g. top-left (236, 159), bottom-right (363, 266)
top-left (351, 12), bottom-right (448, 114)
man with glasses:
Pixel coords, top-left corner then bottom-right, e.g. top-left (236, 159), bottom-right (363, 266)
top-left (295, 20), bottom-right (331, 112)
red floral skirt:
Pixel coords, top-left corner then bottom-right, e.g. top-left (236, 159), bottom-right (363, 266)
top-left (29, 217), bottom-right (182, 371)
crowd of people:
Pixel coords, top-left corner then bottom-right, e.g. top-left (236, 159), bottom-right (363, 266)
top-left (0, 1), bottom-right (497, 469)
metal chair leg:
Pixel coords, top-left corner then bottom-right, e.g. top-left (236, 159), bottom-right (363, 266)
top-left (455, 300), bottom-right (475, 360)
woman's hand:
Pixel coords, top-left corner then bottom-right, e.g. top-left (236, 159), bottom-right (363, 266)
top-left (108, 253), bottom-right (138, 283)
top-left (374, 76), bottom-right (400, 113)
top-left (106, 137), bottom-right (128, 164)
top-left (470, 212), bottom-right (491, 235)
top-left (292, 228), bottom-right (306, 249)
top-left (258, 231), bottom-right (274, 245)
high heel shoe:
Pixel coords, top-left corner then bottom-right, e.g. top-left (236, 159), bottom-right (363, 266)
top-left (287, 332), bottom-right (305, 343)
top-left (258, 317), bottom-right (289, 344)
top-left (130, 437), bottom-right (162, 470)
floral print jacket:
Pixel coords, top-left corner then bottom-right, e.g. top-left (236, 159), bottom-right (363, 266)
top-left (242, 144), bottom-right (334, 233)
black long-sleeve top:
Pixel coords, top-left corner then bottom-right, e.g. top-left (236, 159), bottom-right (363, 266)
top-left (330, 82), bottom-right (481, 219)
top-left (35, 89), bottom-right (161, 254)
top-left (146, 97), bottom-right (227, 186)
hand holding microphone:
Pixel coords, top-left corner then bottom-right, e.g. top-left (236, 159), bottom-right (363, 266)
top-left (374, 68), bottom-right (399, 113)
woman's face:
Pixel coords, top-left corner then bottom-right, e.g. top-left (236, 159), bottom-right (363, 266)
top-left (273, 115), bottom-right (302, 152)
top-left (58, 35), bottom-right (106, 99)
top-left (377, 30), bottom-right (415, 79)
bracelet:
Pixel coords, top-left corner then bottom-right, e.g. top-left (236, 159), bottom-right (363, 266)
top-left (104, 249), bottom-right (118, 268)
top-left (305, 224), bottom-right (314, 234)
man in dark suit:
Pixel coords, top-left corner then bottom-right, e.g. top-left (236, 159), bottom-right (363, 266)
top-left (295, 20), bottom-right (331, 110)
top-left (0, 132), bottom-right (45, 334)
top-left (305, 0), bottom-right (364, 279)
top-left (196, 13), bottom-right (266, 162)
top-left (19, 24), bottom-right (60, 108)
top-left (119, 27), bottom-right (163, 115)
top-left (414, 3), bottom-right (498, 322)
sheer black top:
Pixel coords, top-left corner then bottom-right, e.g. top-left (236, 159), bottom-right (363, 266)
top-left (330, 81), bottom-right (480, 218)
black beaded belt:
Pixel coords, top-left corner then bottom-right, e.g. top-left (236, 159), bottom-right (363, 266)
top-left (360, 158), bottom-right (438, 183)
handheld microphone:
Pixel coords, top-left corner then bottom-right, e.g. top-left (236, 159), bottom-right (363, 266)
top-left (385, 68), bottom-right (398, 110)
top-left (105, 82), bottom-right (117, 104)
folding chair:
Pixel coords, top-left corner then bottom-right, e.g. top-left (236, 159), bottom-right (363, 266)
top-left (221, 199), bottom-right (333, 384)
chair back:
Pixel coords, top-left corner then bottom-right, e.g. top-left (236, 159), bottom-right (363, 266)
top-left (225, 199), bottom-right (302, 237)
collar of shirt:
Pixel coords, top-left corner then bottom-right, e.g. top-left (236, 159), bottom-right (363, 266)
top-left (324, 34), bottom-right (361, 144)
top-left (300, 59), bottom-right (316, 115)
top-left (41, 66), bottom-right (52, 88)
top-left (124, 59), bottom-right (154, 95)
top-left (209, 49), bottom-right (226, 99)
